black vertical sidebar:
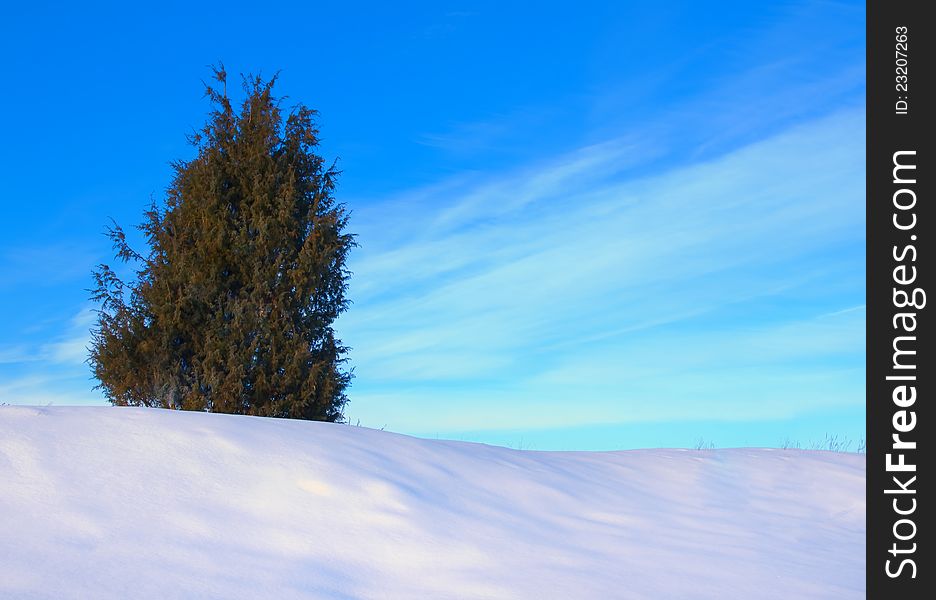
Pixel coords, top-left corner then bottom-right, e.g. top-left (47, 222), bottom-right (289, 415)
top-left (867, 0), bottom-right (931, 597)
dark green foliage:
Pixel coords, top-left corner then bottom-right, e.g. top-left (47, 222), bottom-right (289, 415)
top-left (90, 66), bottom-right (354, 421)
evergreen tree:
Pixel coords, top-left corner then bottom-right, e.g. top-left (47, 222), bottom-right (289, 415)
top-left (90, 66), bottom-right (354, 421)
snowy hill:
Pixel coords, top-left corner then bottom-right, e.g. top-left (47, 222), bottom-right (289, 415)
top-left (0, 406), bottom-right (864, 599)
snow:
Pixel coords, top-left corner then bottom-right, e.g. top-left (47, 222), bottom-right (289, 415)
top-left (0, 406), bottom-right (864, 599)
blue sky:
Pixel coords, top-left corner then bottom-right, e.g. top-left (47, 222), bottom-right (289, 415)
top-left (0, 0), bottom-right (864, 450)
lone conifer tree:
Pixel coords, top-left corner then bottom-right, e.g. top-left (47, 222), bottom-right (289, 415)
top-left (90, 66), bottom-right (354, 421)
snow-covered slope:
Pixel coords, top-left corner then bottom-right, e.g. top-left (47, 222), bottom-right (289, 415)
top-left (0, 406), bottom-right (864, 599)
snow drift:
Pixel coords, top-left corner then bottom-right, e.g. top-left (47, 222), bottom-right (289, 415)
top-left (0, 406), bottom-right (864, 599)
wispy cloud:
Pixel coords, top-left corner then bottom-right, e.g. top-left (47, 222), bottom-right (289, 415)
top-left (1, 308), bottom-right (95, 367)
top-left (339, 107), bottom-right (864, 432)
top-left (0, 345), bottom-right (40, 365)
top-left (40, 307), bottom-right (96, 365)
top-left (0, 307), bottom-right (99, 406)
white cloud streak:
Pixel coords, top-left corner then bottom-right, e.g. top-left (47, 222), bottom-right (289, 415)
top-left (338, 108), bottom-right (865, 432)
